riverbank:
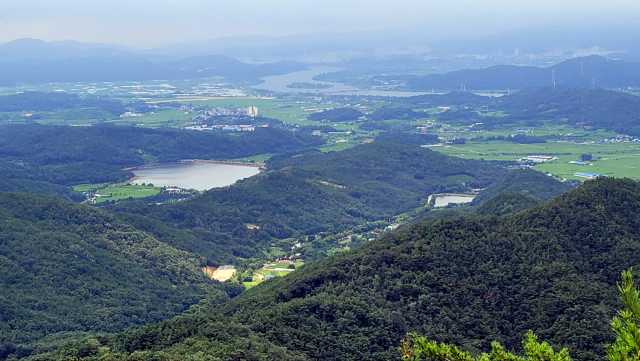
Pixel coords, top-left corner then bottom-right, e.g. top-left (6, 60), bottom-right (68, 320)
top-left (125, 159), bottom-right (264, 171)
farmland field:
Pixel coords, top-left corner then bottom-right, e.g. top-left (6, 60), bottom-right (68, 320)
top-left (432, 139), bottom-right (640, 180)
top-left (93, 185), bottom-right (161, 203)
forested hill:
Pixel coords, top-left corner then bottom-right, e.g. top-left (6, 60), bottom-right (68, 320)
top-left (54, 178), bottom-right (640, 361)
top-left (0, 55), bottom-right (307, 86)
top-left (0, 125), bottom-right (323, 186)
top-left (111, 142), bottom-right (506, 261)
top-left (472, 168), bottom-right (576, 204)
top-left (491, 86), bottom-right (640, 136)
top-left (0, 193), bottom-right (235, 360)
top-left (0, 92), bottom-right (125, 115)
top-left (0, 177), bottom-right (83, 202)
top-left (405, 55), bottom-right (640, 90)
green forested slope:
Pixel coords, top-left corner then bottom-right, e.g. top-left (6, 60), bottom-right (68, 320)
top-left (472, 168), bottom-right (576, 204)
top-left (491, 86), bottom-right (640, 136)
top-left (47, 178), bottom-right (640, 361)
top-left (0, 193), bottom-right (229, 360)
top-left (112, 142), bottom-right (505, 260)
top-left (0, 177), bottom-right (83, 202)
top-left (475, 192), bottom-right (542, 216)
top-left (0, 125), bottom-right (323, 186)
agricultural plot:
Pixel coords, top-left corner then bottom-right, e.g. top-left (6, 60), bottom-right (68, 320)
top-left (93, 184), bottom-right (161, 203)
top-left (72, 183), bottom-right (109, 192)
top-left (110, 110), bottom-right (195, 127)
top-left (243, 261), bottom-right (305, 288)
top-left (433, 139), bottom-right (640, 180)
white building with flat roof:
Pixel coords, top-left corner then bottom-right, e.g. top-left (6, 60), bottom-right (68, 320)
top-left (247, 106), bottom-right (258, 117)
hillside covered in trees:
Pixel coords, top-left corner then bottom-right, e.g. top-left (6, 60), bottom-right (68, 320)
top-left (0, 124), bottom-right (323, 186)
top-left (0, 92), bottom-right (126, 116)
top-left (307, 108), bottom-right (363, 122)
top-left (0, 193), bottom-right (236, 360)
top-left (0, 55), bottom-right (308, 86)
top-left (37, 177), bottom-right (640, 361)
top-left (110, 142), bottom-right (506, 261)
top-left (472, 168), bottom-right (577, 204)
top-left (491, 86), bottom-right (640, 136)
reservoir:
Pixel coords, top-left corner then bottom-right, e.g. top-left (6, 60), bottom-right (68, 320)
top-left (433, 194), bottom-right (475, 208)
top-left (253, 67), bottom-right (505, 98)
top-left (132, 162), bottom-right (261, 191)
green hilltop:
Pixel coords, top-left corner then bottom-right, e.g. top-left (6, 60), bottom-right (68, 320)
top-left (472, 168), bottom-right (576, 205)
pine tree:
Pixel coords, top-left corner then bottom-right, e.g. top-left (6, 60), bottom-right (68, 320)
top-left (400, 331), bottom-right (571, 361)
top-left (607, 268), bottom-right (640, 361)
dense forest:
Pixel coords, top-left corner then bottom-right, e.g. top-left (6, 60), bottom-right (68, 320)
top-left (36, 178), bottom-right (640, 361)
top-left (0, 92), bottom-right (126, 116)
top-left (0, 124), bottom-right (323, 186)
top-left (368, 107), bottom-right (423, 121)
top-left (374, 132), bottom-right (439, 145)
top-left (474, 192), bottom-right (543, 216)
top-left (0, 56), bottom-right (308, 86)
top-left (472, 168), bottom-right (576, 204)
top-left (400, 91), bottom-right (492, 107)
top-left (307, 108), bottom-right (363, 122)
top-left (110, 142), bottom-right (506, 261)
top-left (0, 177), bottom-right (83, 202)
top-left (491, 86), bottom-right (640, 136)
top-left (411, 169), bottom-right (574, 222)
top-left (0, 193), bottom-right (240, 360)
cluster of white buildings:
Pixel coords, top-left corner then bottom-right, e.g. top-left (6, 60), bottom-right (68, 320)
top-left (184, 124), bottom-right (257, 132)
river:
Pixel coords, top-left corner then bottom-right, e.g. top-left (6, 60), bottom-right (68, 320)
top-left (131, 162), bottom-right (261, 191)
top-left (252, 66), bottom-right (432, 97)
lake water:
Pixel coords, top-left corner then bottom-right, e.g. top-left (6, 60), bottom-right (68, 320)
top-left (132, 162), bottom-right (261, 191)
top-left (252, 67), bottom-right (432, 97)
top-left (434, 194), bottom-right (476, 208)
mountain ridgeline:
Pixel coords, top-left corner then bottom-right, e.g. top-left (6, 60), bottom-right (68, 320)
top-left (405, 55), bottom-right (640, 91)
top-left (491, 86), bottom-right (640, 136)
top-left (0, 55), bottom-right (307, 86)
top-left (39, 177), bottom-right (640, 361)
top-left (394, 85), bottom-right (640, 137)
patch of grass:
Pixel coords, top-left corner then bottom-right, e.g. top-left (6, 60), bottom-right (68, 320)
top-left (320, 141), bottom-right (357, 153)
top-left (72, 183), bottom-right (109, 192)
top-left (94, 185), bottom-right (160, 203)
top-left (230, 153), bottom-right (272, 163)
top-left (432, 138), bottom-right (640, 180)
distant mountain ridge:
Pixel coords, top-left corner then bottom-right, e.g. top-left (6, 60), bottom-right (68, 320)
top-left (0, 38), bottom-right (150, 62)
top-left (405, 55), bottom-right (640, 90)
top-left (491, 86), bottom-right (640, 136)
top-left (0, 52), bottom-right (307, 86)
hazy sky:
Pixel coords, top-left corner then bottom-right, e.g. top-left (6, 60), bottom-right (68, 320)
top-left (0, 0), bottom-right (638, 47)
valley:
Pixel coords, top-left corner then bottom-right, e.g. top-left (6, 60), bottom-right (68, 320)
top-left (1, 53), bottom-right (640, 361)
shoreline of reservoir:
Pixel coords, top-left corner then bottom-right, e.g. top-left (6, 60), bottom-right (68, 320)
top-left (124, 159), bottom-right (264, 171)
